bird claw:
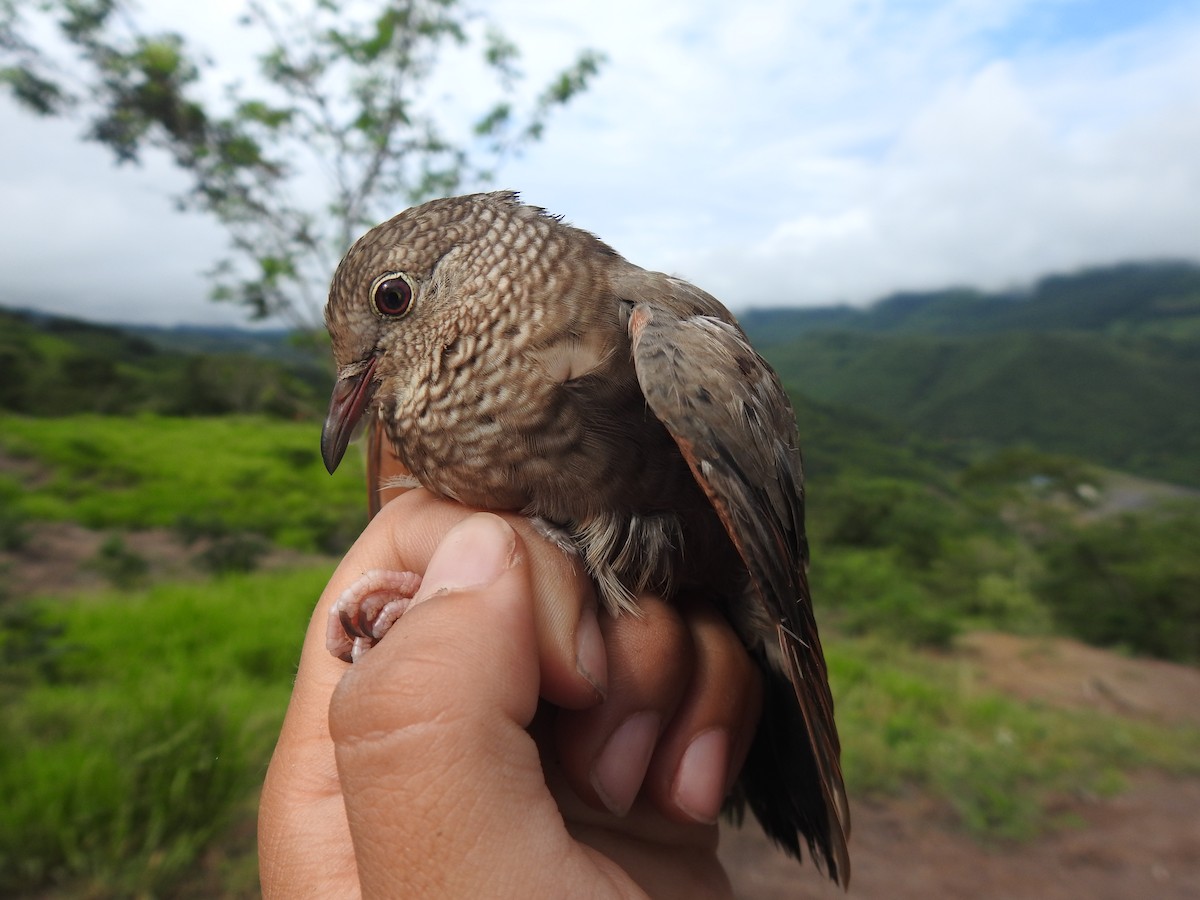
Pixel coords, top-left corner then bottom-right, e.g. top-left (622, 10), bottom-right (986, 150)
top-left (327, 569), bottom-right (423, 662)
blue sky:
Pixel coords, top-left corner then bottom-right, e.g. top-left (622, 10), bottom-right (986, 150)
top-left (993, 0), bottom-right (1188, 47)
top-left (1, 0), bottom-right (1198, 326)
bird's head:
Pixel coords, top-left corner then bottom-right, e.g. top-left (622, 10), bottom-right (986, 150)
top-left (320, 191), bottom-right (608, 474)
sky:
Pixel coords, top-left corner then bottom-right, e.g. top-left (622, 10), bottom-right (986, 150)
top-left (2, 0), bottom-right (1198, 327)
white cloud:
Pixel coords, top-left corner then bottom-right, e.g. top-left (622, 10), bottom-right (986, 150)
top-left (638, 9), bottom-right (1200, 306)
top-left (1, 0), bottom-right (1198, 325)
top-left (0, 113), bottom-right (234, 324)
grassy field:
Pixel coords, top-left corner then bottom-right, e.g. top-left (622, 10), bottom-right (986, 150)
top-left (2, 414), bottom-right (1199, 895)
top-left (1, 568), bottom-right (331, 895)
top-left (0, 414), bottom-right (366, 552)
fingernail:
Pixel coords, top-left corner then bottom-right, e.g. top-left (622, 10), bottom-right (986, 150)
top-left (575, 605), bottom-right (608, 699)
top-left (590, 711), bottom-right (660, 816)
top-left (671, 728), bottom-right (730, 824)
top-left (413, 514), bottom-right (516, 605)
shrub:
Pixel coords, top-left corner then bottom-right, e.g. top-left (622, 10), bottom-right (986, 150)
top-left (1036, 507), bottom-right (1200, 663)
top-left (0, 602), bottom-right (73, 689)
top-left (195, 533), bottom-right (269, 574)
top-left (815, 548), bottom-right (960, 648)
top-left (814, 477), bottom-right (965, 568)
top-left (87, 536), bottom-right (149, 589)
top-left (0, 506), bottom-right (29, 552)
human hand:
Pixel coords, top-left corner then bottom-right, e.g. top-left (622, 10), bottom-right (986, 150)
top-left (258, 489), bottom-right (762, 897)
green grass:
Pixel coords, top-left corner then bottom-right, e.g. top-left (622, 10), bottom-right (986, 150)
top-left (0, 566), bottom-right (331, 896)
top-left (831, 636), bottom-right (1200, 840)
top-left (0, 414), bottom-right (367, 551)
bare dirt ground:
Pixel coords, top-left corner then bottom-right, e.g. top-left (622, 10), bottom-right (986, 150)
top-left (1, 520), bottom-right (331, 597)
top-left (1080, 471), bottom-right (1200, 522)
top-left (959, 631), bottom-right (1200, 727)
top-left (719, 631), bottom-right (1200, 899)
top-left (721, 772), bottom-right (1200, 899)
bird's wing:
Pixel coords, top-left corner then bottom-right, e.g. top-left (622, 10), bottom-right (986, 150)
top-left (625, 283), bottom-right (850, 882)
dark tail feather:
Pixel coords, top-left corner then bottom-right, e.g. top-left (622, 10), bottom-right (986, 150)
top-left (735, 657), bottom-right (850, 888)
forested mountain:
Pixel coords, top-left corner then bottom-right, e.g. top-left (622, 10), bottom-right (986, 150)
top-left (0, 308), bottom-right (323, 418)
top-left (746, 261), bottom-right (1200, 486)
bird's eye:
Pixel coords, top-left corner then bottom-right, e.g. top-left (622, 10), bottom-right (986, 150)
top-left (371, 274), bottom-right (415, 318)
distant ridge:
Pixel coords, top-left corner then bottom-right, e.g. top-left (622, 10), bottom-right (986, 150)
top-left (743, 261), bottom-right (1200, 487)
top-left (8, 307), bottom-right (311, 361)
top-left (741, 260), bottom-right (1200, 345)
top-left (0, 307), bottom-right (324, 418)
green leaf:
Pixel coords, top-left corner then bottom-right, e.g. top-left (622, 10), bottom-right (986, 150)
top-left (0, 67), bottom-right (72, 115)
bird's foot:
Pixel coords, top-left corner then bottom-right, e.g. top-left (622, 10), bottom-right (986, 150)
top-left (327, 569), bottom-right (423, 662)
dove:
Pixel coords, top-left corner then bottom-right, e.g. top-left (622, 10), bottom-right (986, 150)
top-left (320, 191), bottom-right (850, 886)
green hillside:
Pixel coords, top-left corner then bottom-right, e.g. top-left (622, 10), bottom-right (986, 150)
top-left (765, 331), bottom-right (1200, 485)
top-left (748, 262), bottom-right (1200, 486)
top-left (0, 308), bottom-right (323, 418)
top-left (785, 390), bottom-right (966, 483)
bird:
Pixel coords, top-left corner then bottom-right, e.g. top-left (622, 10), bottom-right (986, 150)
top-left (319, 191), bottom-right (850, 886)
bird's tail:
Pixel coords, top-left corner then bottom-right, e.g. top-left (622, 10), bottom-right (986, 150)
top-left (732, 652), bottom-right (851, 888)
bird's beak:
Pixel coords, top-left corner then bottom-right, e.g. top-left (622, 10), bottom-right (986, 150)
top-left (321, 357), bottom-right (379, 474)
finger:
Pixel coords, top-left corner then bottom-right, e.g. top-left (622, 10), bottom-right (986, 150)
top-left (259, 494), bottom-right (506, 893)
top-left (258, 560), bottom-right (379, 892)
top-left (260, 671), bottom-right (358, 896)
top-left (329, 514), bottom-right (611, 896)
top-left (263, 488), bottom-right (601, 816)
top-left (332, 513), bottom-right (539, 739)
top-left (263, 486), bottom-right (602, 811)
top-left (553, 595), bottom-right (693, 816)
top-left (337, 489), bottom-right (606, 709)
top-left (261, 493), bottom-right (604, 894)
top-left (643, 599), bottom-right (763, 825)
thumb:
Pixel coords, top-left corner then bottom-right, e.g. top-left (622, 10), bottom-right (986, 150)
top-left (328, 513), bottom-right (559, 894)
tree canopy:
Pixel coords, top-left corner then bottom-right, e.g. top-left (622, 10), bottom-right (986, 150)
top-left (1, 0), bottom-right (604, 329)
